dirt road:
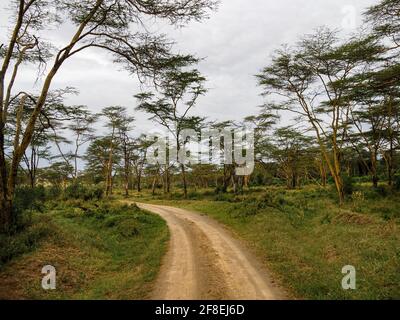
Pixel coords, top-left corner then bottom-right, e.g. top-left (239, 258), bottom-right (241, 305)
top-left (137, 203), bottom-right (285, 300)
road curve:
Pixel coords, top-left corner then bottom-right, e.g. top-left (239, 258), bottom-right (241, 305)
top-left (136, 203), bottom-right (285, 300)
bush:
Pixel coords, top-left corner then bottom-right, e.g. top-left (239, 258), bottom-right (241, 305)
top-left (14, 186), bottom-right (46, 212)
top-left (63, 183), bottom-right (104, 201)
top-left (376, 185), bottom-right (389, 197)
top-left (116, 219), bottom-right (140, 237)
top-left (342, 175), bottom-right (354, 197)
top-left (394, 175), bottom-right (400, 191)
top-left (46, 185), bottom-right (62, 199)
top-left (0, 217), bottom-right (52, 268)
top-left (214, 193), bottom-right (233, 202)
top-left (12, 186), bottom-right (48, 230)
top-left (214, 185), bottom-right (227, 194)
top-left (187, 191), bottom-right (199, 199)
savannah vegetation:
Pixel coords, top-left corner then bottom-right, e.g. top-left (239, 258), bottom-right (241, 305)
top-left (0, 0), bottom-right (399, 300)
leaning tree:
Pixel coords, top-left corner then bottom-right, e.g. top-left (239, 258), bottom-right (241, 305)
top-left (0, 0), bottom-right (217, 231)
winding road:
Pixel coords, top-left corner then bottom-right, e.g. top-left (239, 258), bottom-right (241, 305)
top-left (137, 203), bottom-right (285, 300)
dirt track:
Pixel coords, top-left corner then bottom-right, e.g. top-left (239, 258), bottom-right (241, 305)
top-left (137, 203), bottom-right (285, 300)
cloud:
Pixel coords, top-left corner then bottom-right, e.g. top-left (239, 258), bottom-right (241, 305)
top-left (0, 0), bottom-right (378, 134)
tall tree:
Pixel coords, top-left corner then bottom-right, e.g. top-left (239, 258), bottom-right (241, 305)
top-left (101, 106), bottom-right (131, 197)
top-left (270, 127), bottom-right (314, 189)
top-left (116, 111), bottom-right (135, 197)
top-left (136, 59), bottom-right (207, 198)
top-left (67, 106), bottom-right (98, 179)
top-left (257, 29), bottom-right (382, 204)
top-left (0, 0), bottom-right (216, 231)
top-left (131, 135), bottom-right (152, 193)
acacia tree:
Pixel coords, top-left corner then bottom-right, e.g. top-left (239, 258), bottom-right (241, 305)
top-left (0, 0), bottom-right (216, 231)
top-left (131, 135), bottom-right (152, 193)
top-left (39, 161), bottom-right (74, 188)
top-left (101, 106), bottom-right (131, 196)
top-left (368, 1), bottom-right (400, 186)
top-left (136, 59), bottom-right (207, 198)
top-left (342, 0), bottom-right (400, 187)
top-left (6, 88), bottom-right (74, 187)
top-left (85, 136), bottom-right (121, 187)
top-left (66, 106), bottom-right (99, 179)
top-left (244, 104), bottom-right (279, 187)
top-left (270, 127), bottom-right (313, 189)
top-left (116, 110), bottom-right (135, 197)
top-left (257, 29), bottom-right (382, 204)
top-left (208, 120), bottom-right (236, 193)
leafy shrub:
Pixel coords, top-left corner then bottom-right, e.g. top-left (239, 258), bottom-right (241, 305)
top-left (117, 219), bottom-right (140, 237)
top-left (375, 185), bottom-right (389, 197)
top-left (12, 186), bottom-right (48, 230)
top-left (351, 191), bottom-right (365, 211)
top-left (14, 186), bottom-right (46, 212)
top-left (0, 217), bottom-right (52, 268)
top-left (342, 175), bottom-right (354, 197)
top-left (187, 191), bottom-right (199, 199)
top-left (214, 185), bottom-right (227, 194)
top-left (214, 193), bottom-right (232, 202)
top-left (63, 183), bottom-right (104, 201)
top-left (394, 175), bottom-right (400, 191)
top-left (46, 185), bottom-right (62, 199)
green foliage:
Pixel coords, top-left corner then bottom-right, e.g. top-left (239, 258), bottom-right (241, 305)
top-left (55, 201), bottom-right (150, 240)
top-left (0, 216), bottom-right (52, 269)
top-left (63, 183), bottom-right (104, 201)
top-left (0, 198), bottom-right (169, 299)
top-left (214, 193), bottom-right (233, 202)
top-left (394, 175), bottom-right (400, 191)
top-left (46, 185), bottom-right (62, 199)
top-left (342, 175), bottom-right (354, 197)
top-left (14, 186), bottom-right (46, 212)
top-left (11, 186), bottom-right (48, 231)
top-left (174, 185), bottom-right (400, 300)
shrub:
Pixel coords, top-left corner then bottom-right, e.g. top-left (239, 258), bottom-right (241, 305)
top-left (342, 175), bottom-right (354, 197)
top-left (376, 185), bottom-right (389, 197)
top-left (214, 193), bottom-right (232, 202)
top-left (117, 219), bottom-right (140, 237)
top-left (394, 175), bottom-right (400, 191)
top-left (12, 186), bottom-right (48, 230)
top-left (0, 217), bottom-right (52, 268)
top-left (14, 186), bottom-right (46, 212)
top-left (187, 191), bottom-right (199, 199)
top-left (46, 185), bottom-right (62, 199)
top-left (63, 183), bottom-right (104, 201)
top-left (214, 185), bottom-right (227, 194)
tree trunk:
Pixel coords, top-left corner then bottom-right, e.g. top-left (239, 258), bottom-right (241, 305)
top-left (151, 174), bottom-right (158, 196)
top-left (181, 163), bottom-right (188, 199)
top-left (124, 172), bottom-right (129, 198)
top-left (163, 165), bottom-right (171, 194)
top-left (137, 173), bottom-right (141, 193)
top-left (231, 174), bottom-right (237, 194)
top-left (320, 160), bottom-right (327, 187)
top-left (387, 146), bottom-right (394, 187)
top-left (106, 128), bottom-right (115, 197)
top-left (291, 172), bottom-right (297, 189)
top-left (371, 151), bottom-right (379, 188)
top-left (0, 195), bottom-right (13, 232)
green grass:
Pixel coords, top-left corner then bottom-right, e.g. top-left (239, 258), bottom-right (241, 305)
top-left (129, 185), bottom-right (400, 300)
top-left (0, 200), bottom-right (169, 300)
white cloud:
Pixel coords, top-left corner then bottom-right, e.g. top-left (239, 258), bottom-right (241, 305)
top-left (0, 0), bottom-right (379, 133)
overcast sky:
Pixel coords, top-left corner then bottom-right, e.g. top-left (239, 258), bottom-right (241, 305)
top-left (1, 0), bottom-right (378, 136)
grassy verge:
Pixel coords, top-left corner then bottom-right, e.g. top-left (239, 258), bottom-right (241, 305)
top-left (130, 185), bottom-right (400, 300)
top-left (0, 200), bottom-right (169, 300)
